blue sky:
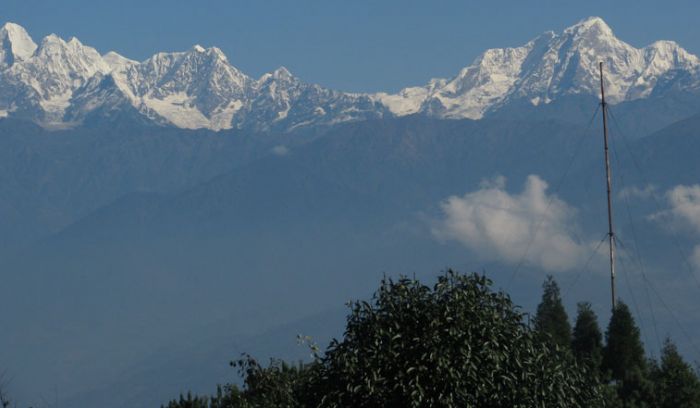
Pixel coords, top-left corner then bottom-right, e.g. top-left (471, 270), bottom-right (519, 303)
top-left (3, 0), bottom-right (698, 92)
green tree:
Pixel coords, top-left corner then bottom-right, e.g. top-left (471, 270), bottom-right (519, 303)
top-left (603, 301), bottom-right (646, 381)
top-left (163, 392), bottom-right (211, 408)
top-left (0, 390), bottom-right (8, 408)
top-left (618, 365), bottom-right (655, 408)
top-left (534, 275), bottom-right (572, 349)
top-left (162, 357), bottom-right (308, 408)
top-left (602, 301), bottom-right (653, 407)
top-left (571, 302), bottom-right (603, 371)
top-left (651, 338), bottom-right (700, 408)
top-left (308, 270), bottom-right (602, 407)
top-left (0, 374), bottom-right (11, 408)
top-left (164, 270), bottom-right (605, 407)
top-left (229, 355), bottom-right (310, 407)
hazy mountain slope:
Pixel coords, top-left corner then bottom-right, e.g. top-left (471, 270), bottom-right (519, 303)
top-left (489, 90), bottom-right (700, 138)
top-left (1, 117), bottom-right (607, 407)
top-left (3, 113), bottom-right (700, 408)
top-left (0, 118), bottom-right (318, 253)
top-left (57, 305), bottom-right (348, 408)
top-left (632, 111), bottom-right (700, 185)
top-left (0, 79), bottom-right (694, 254)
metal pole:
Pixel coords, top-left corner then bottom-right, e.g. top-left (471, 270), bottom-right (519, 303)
top-left (599, 62), bottom-right (617, 311)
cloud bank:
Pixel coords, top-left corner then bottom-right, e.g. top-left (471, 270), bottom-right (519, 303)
top-left (433, 175), bottom-right (590, 271)
top-left (663, 185), bottom-right (700, 231)
top-left (651, 184), bottom-right (700, 268)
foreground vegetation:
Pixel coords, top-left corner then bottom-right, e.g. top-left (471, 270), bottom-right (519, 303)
top-left (162, 270), bottom-right (700, 407)
top-left (4, 271), bottom-right (695, 407)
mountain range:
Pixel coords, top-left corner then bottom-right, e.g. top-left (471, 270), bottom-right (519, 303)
top-left (1, 17), bottom-right (700, 132)
top-left (3, 16), bottom-right (700, 408)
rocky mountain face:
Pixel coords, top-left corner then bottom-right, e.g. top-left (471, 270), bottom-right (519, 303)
top-left (1, 17), bottom-right (699, 131)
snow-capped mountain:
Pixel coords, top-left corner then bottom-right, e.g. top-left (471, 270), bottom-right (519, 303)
top-left (104, 45), bottom-right (255, 130)
top-left (0, 22), bottom-right (385, 131)
top-left (0, 25), bottom-right (112, 125)
top-left (1, 17), bottom-right (699, 130)
top-left (0, 22), bottom-right (37, 68)
top-left (376, 17), bottom-right (700, 119)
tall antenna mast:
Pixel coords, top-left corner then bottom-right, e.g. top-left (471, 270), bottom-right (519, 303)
top-left (599, 62), bottom-right (617, 311)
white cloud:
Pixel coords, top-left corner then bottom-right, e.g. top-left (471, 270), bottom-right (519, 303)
top-left (618, 184), bottom-right (657, 200)
top-left (432, 175), bottom-right (592, 271)
top-left (651, 184), bottom-right (700, 268)
top-left (272, 145), bottom-right (289, 156)
top-left (650, 185), bottom-right (700, 232)
top-left (665, 185), bottom-right (700, 231)
top-left (692, 247), bottom-right (700, 270)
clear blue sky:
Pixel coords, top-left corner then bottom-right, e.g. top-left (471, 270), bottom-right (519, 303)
top-left (2, 0), bottom-right (698, 92)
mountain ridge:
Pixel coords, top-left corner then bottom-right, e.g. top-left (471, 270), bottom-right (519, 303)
top-left (376, 17), bottom-right (700, 118)
top-left (1, 17), bottom-right (699, 131)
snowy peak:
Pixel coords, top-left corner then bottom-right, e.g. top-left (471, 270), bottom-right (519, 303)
top-left (538, 17), bottom-right (699, 102)
top-left (508, 17), bottom-right (640, 103)
top-left (3, 20), bottom-right (379, 131)
top-left (1, 19), bottom-right (700, 131)
top-left (134, 45), bottom-right (247, 94)
top-left (102, 51), bottom-right (137, 74)
top-left (381, 16), bottom-right (700, 119)
top-left (424, 44), bottom-right (532, 119)
top-left (31, 33), bottom-right (110, 80)
top-left (644, 40), bottom-right (698, 70)
top-left (15, 32), bottom-right (109, 116)
top-left (0, 25), bottom-right (113, 126)
top-left (191, 44), bottom-right (228, 61)
top-left (258, 66), bottom-right (298, 87)
top-left (119, 45), bottom-right (254, 130)
top-left (0, 22), bottom-right (37, 67)
top-left (564, 16), bottom-right (613, 38)
top-left (270, 66), bottom-right (294, 80)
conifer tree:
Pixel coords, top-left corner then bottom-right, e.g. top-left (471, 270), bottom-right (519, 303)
top-left (618, 365), bottom-right (655, 408)
top-left (603, 301), bottom-right (646, 381)
top-left (651, 338), bottom-right (700, 408)
top-left (572, 302), bottom-right (603, 370)
top-left (602, 301), bottom-right (655, 407)
top-left (534, 275), bottom-right (572, 349)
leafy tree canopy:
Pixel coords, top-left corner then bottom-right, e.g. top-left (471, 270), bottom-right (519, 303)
top-left (164, 270), bottom-right (605, 407)
top-left (308, 271), bottom-right (602, 407)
